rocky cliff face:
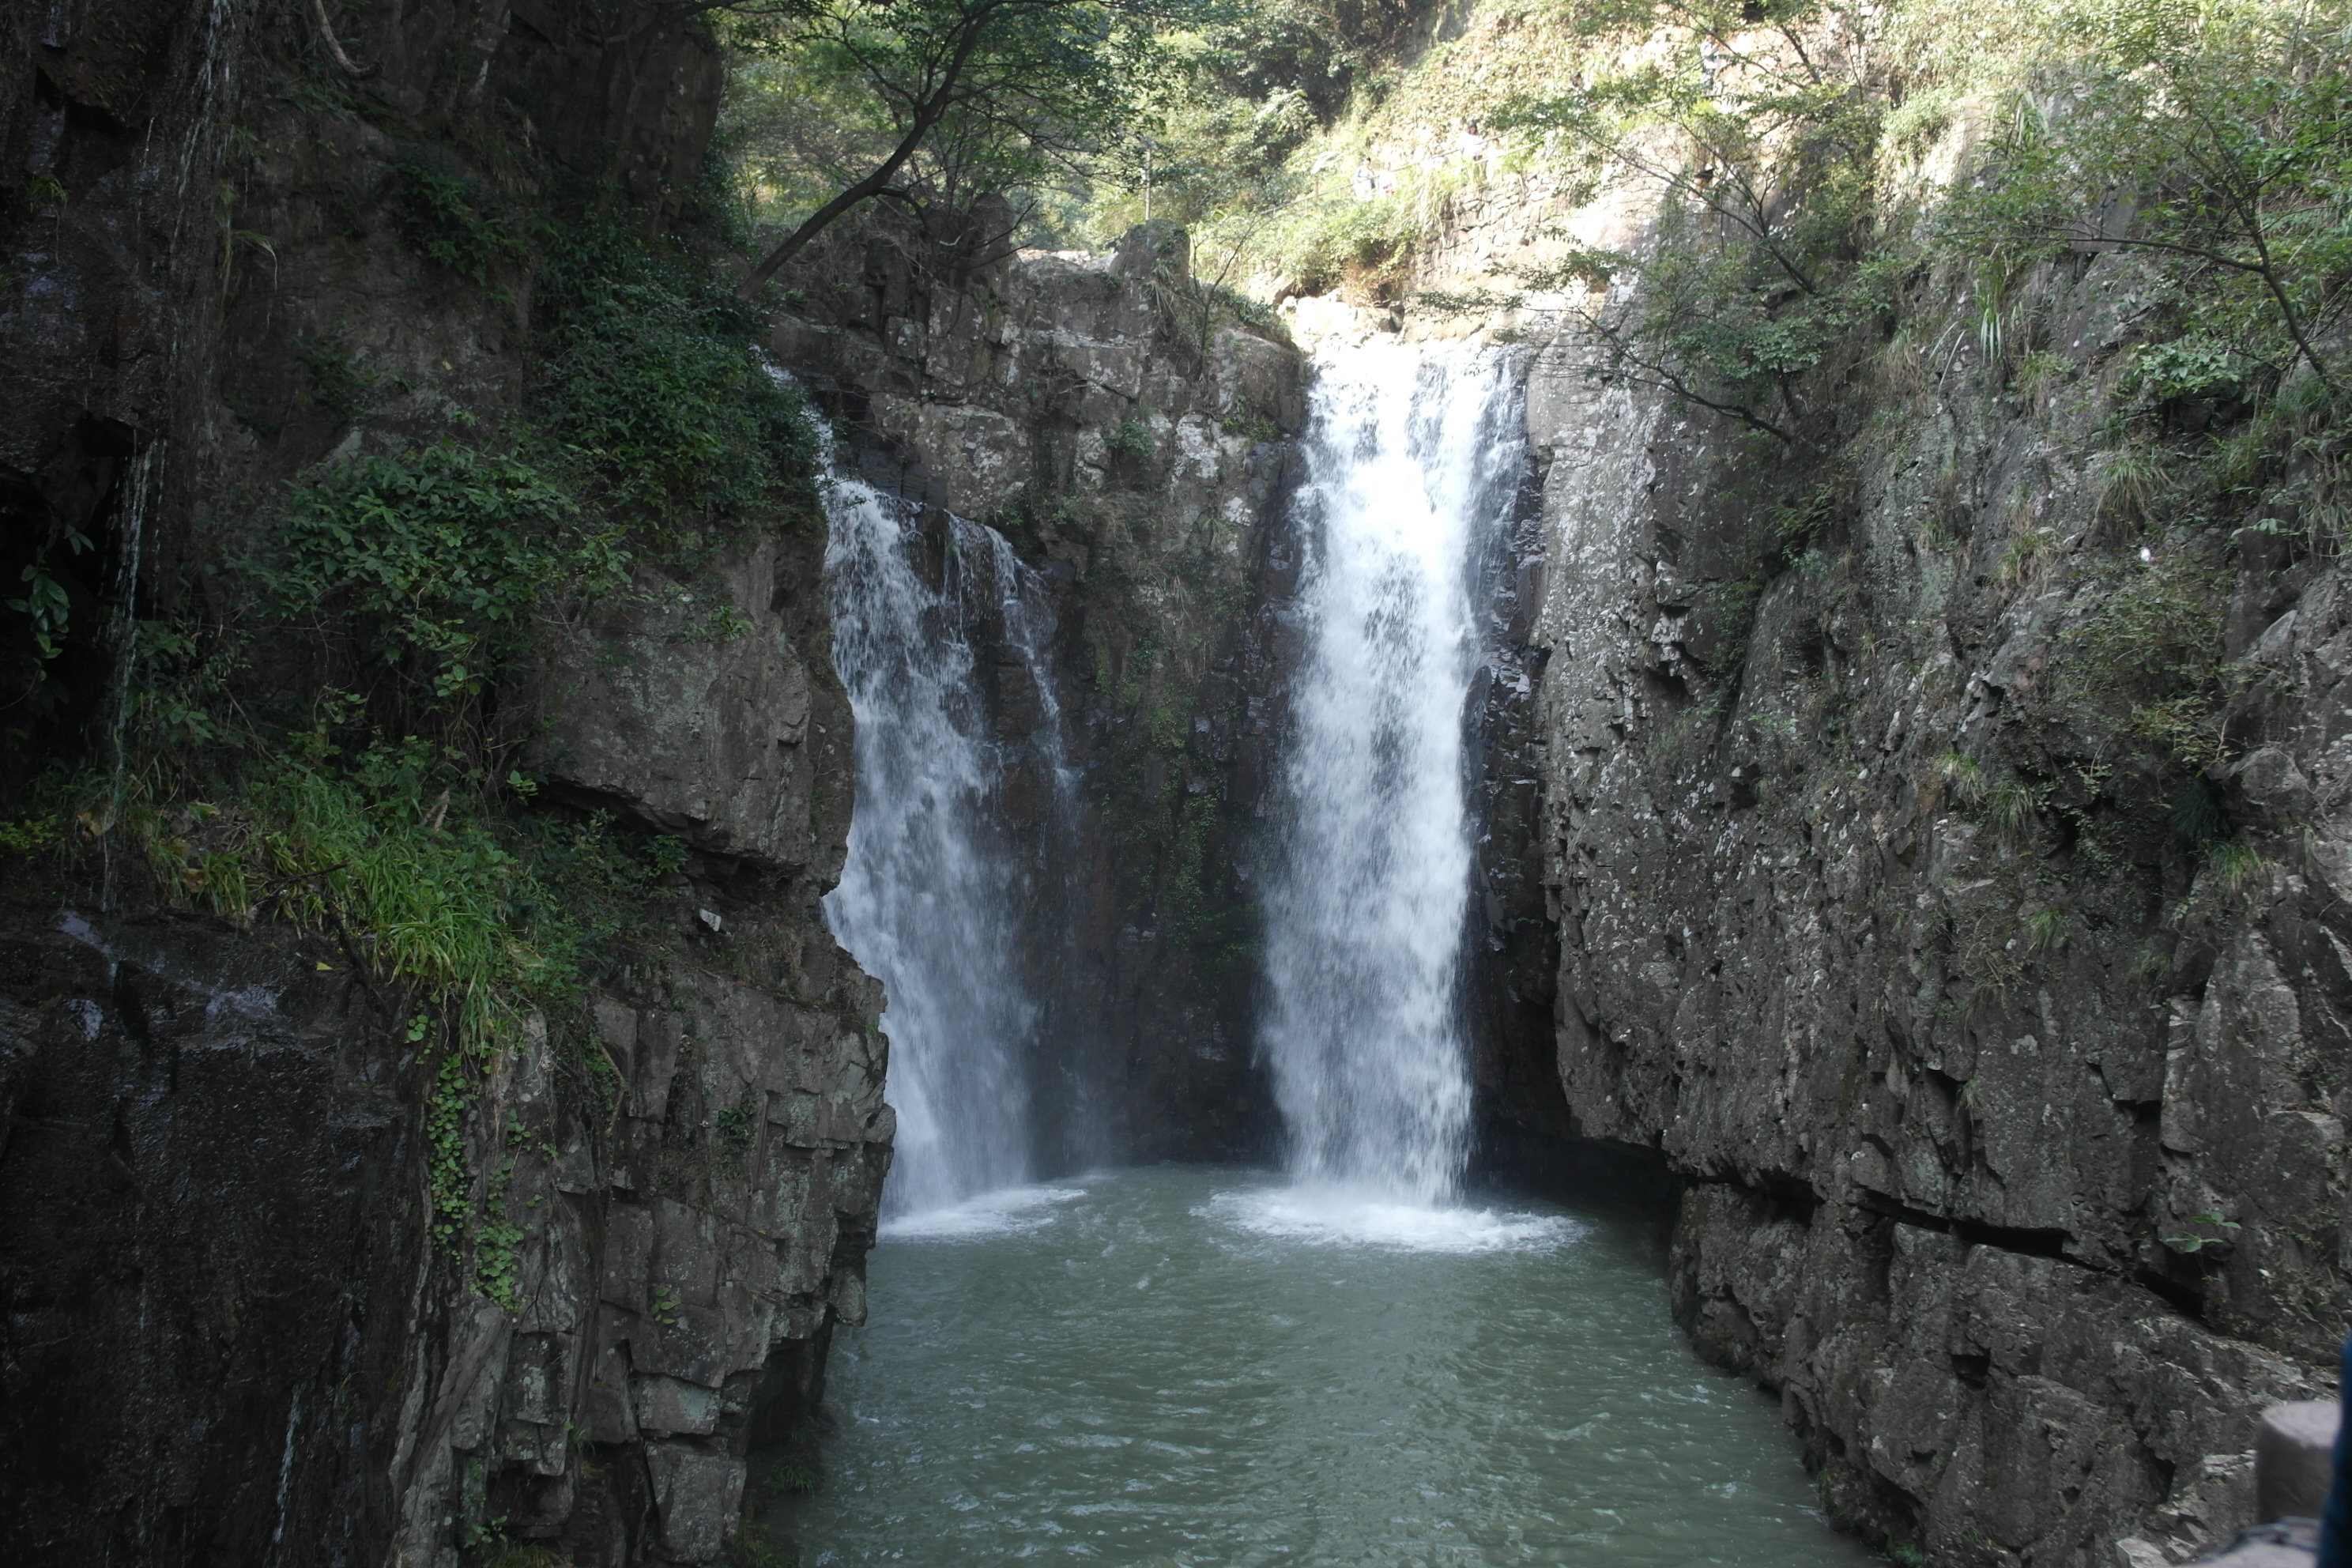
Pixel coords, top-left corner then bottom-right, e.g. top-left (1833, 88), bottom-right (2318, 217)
top-left (1385, 155), bottom-right (2351, 1568)
top-left (0, 2), bottom-right (888, 1562)
top-left (20, 0), bottom-right (2331, 1562)
top-left (1522, 346), bottom-right (2338, 1566)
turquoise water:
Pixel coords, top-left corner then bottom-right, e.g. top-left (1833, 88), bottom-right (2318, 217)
top-left (771, 1167), bottom-right (1875, 1566)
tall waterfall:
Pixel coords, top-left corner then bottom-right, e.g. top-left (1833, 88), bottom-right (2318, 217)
top-left (823, 472), bottom-right (1068, 1219)
top-left (1259, 343), bottom-right (1526, 1206)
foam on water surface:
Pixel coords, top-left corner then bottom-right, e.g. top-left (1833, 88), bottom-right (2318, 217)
top-left (880, 1185), bottom-right (1088, 1241)
top-left (1200, 1184), bottom-right (1585, 1253)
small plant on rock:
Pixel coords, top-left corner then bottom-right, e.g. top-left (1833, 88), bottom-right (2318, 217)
top-left (1106, 414), bottom-right (1159, 463)
top-left (389, 148), bottom-right (523, 284)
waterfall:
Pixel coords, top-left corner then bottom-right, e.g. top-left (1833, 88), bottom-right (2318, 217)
top-left (1258, 342), bottom-right (1526, 1206)
top-left (822, 471), bottom-right (1068, 1219)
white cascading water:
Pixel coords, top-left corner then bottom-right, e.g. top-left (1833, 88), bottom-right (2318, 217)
top-left (1258, 342), bottom-right (1526, 1208)
top-left (822, 469), bottom-right (1069, 1221)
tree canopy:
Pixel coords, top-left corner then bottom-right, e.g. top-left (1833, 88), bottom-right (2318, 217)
top-left (725, 0), bottom-right (1178, 284)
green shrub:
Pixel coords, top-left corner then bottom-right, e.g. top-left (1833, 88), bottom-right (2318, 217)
top-left (1241, 193), bottom-right (1430, 296)
top-left (2169, 777), bottom-right (2228, 845)
top-left (0, 812), bottom-right (63, 857)
top-left (296, 332), bottom-right (386, 422)
top-left (389, 148), bottom-right (524, 283)
top-left (532, 215), bottom-right (821, 521)
top-left (1945, 1), bottom-right (2352, 407)
top-left (1696, 575), bottom-right (1763, 685)
top-left (2207, 837), bottom-right (2270, 895)
top-left (1106, 414), bottom-right (1159, 462)
top-left (2094, 447), bottom-right (2166, 533)
top-left (2063, 552), bottom-right (2230, 771)
top-left (248, 752), bottom-right (556, 1027)
top-left (263, 442), bottom-right (621, 703)
top-left (479, 1542), bottom-right (567, 1568)
top-left (2023, 906), bottom-right (2069, 952)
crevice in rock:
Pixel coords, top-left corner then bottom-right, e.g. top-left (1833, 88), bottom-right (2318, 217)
top-left (1856, 1193), bottom-right (2079, 1265)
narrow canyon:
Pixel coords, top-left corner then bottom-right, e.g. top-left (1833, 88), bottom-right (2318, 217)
top-left (2, 0), bottom-right (2346, 1564)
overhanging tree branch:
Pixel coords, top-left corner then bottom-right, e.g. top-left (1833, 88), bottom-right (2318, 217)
top-left (1569, 306), bottom-right (1801, 447)
top-left (742, 91), bottom-right (971, 292)
top-left (735, 0), bottom-right (1114, 295)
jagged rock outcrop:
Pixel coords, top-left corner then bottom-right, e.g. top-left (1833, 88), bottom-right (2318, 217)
top-left (379, 922), bottom-right (888, 1567)
top-left (1513, 321), bottom-right (2348, 1560)
top-left (2, 838), bottom-right (888, 1568)
top-left (524, 536), bottom-right (851, 883)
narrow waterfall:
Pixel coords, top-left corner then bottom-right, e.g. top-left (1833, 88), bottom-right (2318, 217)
top-left (823, 471), bottom-right (1069, 1219)
top-left (1259, 343), bottom-right (1527, 1206)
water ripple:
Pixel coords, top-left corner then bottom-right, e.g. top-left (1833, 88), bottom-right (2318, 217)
top-left (782, 1169), bottom-right (1872, 1567)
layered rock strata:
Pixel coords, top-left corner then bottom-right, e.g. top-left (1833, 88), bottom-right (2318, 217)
top-left (1422, 186), bottom-right (2352, 1565)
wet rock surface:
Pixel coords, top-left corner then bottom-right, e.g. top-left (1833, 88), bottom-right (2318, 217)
top-left (0, 912), bottom-right (415, 1564)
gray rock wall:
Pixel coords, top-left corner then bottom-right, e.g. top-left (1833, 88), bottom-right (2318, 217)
top-left (1496, 243), bottom-right (2350, 1563)
top-left (0, 2), bottom-right (890, 1562)
top-left (379, 925), bottom-right (889, 1567)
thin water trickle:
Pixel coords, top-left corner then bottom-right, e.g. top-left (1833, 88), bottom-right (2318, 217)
top-left (98, 442), bottom-right (162, 914)
top-left (822, 469), bottom-right (1067, 1218)
top-left (1259, 343), bottom-right (1526, 1205)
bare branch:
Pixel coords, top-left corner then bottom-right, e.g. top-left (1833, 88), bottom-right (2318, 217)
top-left (309, 0), bottom-right (378, 79)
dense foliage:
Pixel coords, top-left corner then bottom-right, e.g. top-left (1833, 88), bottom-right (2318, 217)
top-left (263, 442), bottom-right (614, 707)
top-left (533, 213), bottom-right (823, 518)
top-left (718, 0), bottom-right (1436, 266)
top-left (726, 0), bottom-right (1182, 279)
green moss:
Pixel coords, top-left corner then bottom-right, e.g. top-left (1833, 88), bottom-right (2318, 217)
top-left (715, 1086), bottom-right (760, 1172)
